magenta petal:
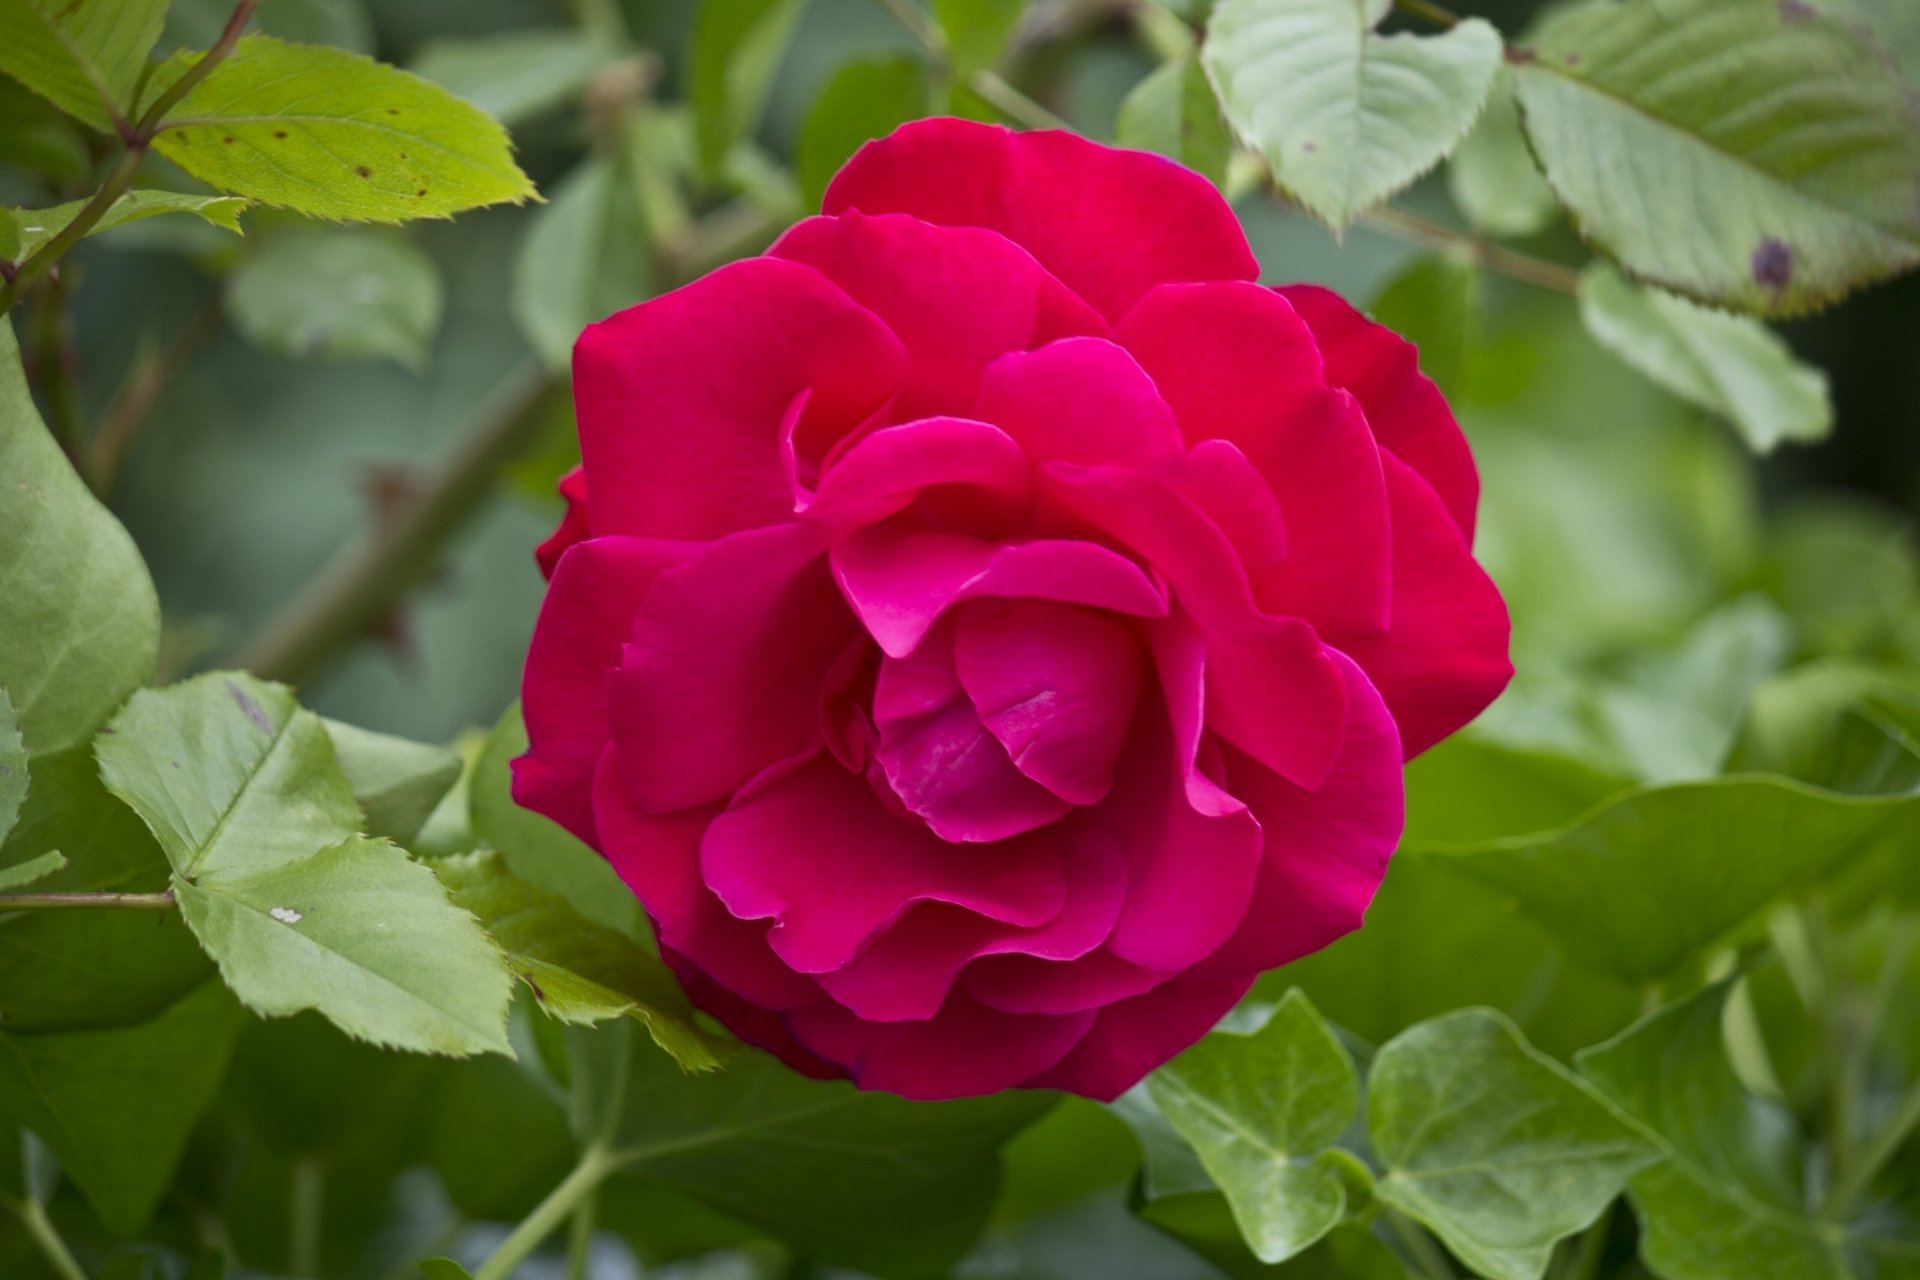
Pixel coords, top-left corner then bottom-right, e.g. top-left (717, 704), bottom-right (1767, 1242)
top-left (823, 118), bottom-right (1257, 323)
top-left (787, 991), bottom-right (1095, 1101)
top-left (609, 523), bottom-right (855, 813)
top-left (805, 416), bottom-right (1032, 531)
top-left (591, 750), bottom-right (820, 1009)
top-left (1339, 455), bottom-right (1513, 757)
top-left (953, 599), bottom-right (1144, 806)
top-left (1280, 283), bottom-right (1479, 539)
top-left (1214, 651), bottom-right (1405, 972)
top-left (963, 947), bottom-right (1170, 1017)
top-left (671, 962), bottom-right (845, 1080)
top-left (1117, 281), bottom-right (1392, 635)
top-left (1023, 968), bottom-right (1256, 1101)
top-left (770, 211), bottom-right (1105, 421)
top-left (1178, 440), bottom-right (1288, 575)
top-left (514, 536), bottom-right (697, 844)
top-left (700, 754), bottom-right (1067, 973)
top-left (831, 525), bottom-right (1167, 659)
top-left (534, 466), bottom-right (591, 580)
top-left (575, 256), bottom-right (905, 540)
top-left (976, 337), bottom-right (1184, 470)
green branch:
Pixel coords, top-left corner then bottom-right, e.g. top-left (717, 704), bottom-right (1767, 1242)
top-left (2, 1194), bottom-right (88, 1280)
top-left (471, 1145), bottom-right (619, 1280)
top-left (0, 889), bottom-right (176, 912)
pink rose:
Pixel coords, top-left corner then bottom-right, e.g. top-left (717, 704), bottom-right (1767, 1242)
top-left (514, 119), bottom-right (1511, 1101)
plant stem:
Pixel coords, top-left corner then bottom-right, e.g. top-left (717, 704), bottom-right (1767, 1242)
top-left (565, 1185), bottom-right (597, 1280)
top-left (969, 69), bottom-right (1072, 131)
top-left (288, 1156), bottom-right (324, 1277)
top-left (86, 294), bottom-right (224, 498)
top-left (472, 1145), bottom-right (618, 1280)
top-left (1357, 204), bottom-right (1582, 295)
top-left (0, 890), bottom-right (175, 912)
top-left (3, 1194), bottom-right (89, 1280)
top-left (138, 0), bottom-right (259, 130)
top-left (1395, 0), bottom-right (1464, 28)
top-left (1384, 1206), bottom-right (1455, 1280)
top-left (1827, 1072), bottom-right (1920, 1218)
top-left (872, 0), bottom-right (947, 57)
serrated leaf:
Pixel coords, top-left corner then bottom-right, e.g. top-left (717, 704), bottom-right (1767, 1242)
top-left (411, 28), bottom-right (618, 126)
top-left (1579, 265), bottom-right (1833, 453)
top-left (0, 318), bottom-right (159, 758)
top-left (1116, 56), bottom-right (1231, 188)
top-left (0, 982), bottom-right (243, 1233)
top-left (322, 718), bottom-right (461, 845)
top-left (1448, 66), bottom-right (1557, 239)
top-left (1369, 1010), bottom-right (1658, 1280)
top-left (797, 55), bottom-right (931, 212)
top-left (1513, 0), bottom-right (1920, 315)
top-left (0, 851), bottom-right (64, 890)
top-left (146, 36), bottom-right (536, 222)
top-left (691, 0), bottom-right (805, 176)
top-left (174, 834), bottom-right (512, 1056)
top-left (934, 0), bottom-right (1024, 73)
top-left (1203, 0), bottom-right (1502, 231)
top-left (1147, 992), bottom-right (1360, 1264)
top-left (0, 190), bottom-right (247, 263)
top-left (0, 690), bottom-right (24, 843)
top-left (227, 228), bottom-right (444, 368)
top-left (0, 0), bottom-right (169, 130)
top-left (436, 849), bottom-right (720, 1071)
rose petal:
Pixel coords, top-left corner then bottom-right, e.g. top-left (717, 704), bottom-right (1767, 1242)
top-left (609, 523), bottom-right (855, 813)
top-left (670, 961), bottom-right (844, 1080)
top-left (953, 599), bottom-right (1144, 806)
top-left (831, 524), bottom-right (1167, 659)
top-left (770, 211), bottom-right (1105, 421)
top-left (787, 991), bottom-right (1095, 1101)
top-left (962, 947), bottom-right (1171, 1017)
top-left (1178, 440), bottom-right (1287, 575)
top-left (1117, 281), bottom-right (1391, 634)
top-left (975, 337), bottom-right (1184, 470)
top-left (700, 753), bottom-right (1067, 974)
top-left (514, 536), bottom-right (697, 843)
top-left (1338, 455), bottom-right (1512, 757)
top-left (1280, 283), bottom-right (1479, 539)
top-left (534, 466), bottom-right (591, 580)
top-left (824, 118), bottom-right (1257, 323)
top-left (806, 416), bottom-right (1032, 532)
top-left (576, 256), bottom-right (905, 540)
top-left (1023, 967), bottom-right (1256, 1101)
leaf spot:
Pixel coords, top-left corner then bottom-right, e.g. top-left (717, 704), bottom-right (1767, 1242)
top-left (1780, 0), bottom-right (1815, 22)
top-left (355, 165), bottom-right (373, 178)
top-left (1751, 237), bottom-right (1795, 291)
top-left (227, 681), bottom-right (275, 734)
top-left (270, 906), bottom-right (303, 924)
top-left (273, 130), bottom-right (288, 139)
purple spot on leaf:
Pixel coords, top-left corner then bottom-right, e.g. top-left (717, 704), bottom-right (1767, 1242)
top-left (1752, 238), bottom-right (1795, 292)
top-left (228, 682), bottom-right (275, 735)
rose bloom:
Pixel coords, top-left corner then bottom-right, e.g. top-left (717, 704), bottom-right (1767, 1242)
top-left (515, 118), bottom-right (1511, 1101)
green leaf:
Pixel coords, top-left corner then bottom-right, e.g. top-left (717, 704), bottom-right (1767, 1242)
top-left (436, 849), bottom-right (721, 1071)
top-left (933, 0), bottom-right (1025, 73)
top-left (0, 318), bottom-right (159, 758)
top-left (1202, 0), bottom-right (1502, 231)
top-left (1579, 265), bottom-right (1833, 453)
top-left (428, 1053), bottom-right (574, 1220)
top-left (1369, 1010), bottom-right (1658, 1280)
top-left (0, 0), bottom-right (169, 130)
top-left (512, 152), bottom-right (655, 370)
top-left (1448, 68), bottom-right (1558, 239)
top-left (1577, 983), bottom-right (1879, 1280)
top-left (571, 1018), bottom-right (1052, 1276)
top-left (796, 55), bottom-right (931, 212)
top-left (227, 228), bottom-right (443, 368)
top-left (1368, 254), bottom-right (1481, 399)
top-left (418, 1260), bottom-right (474, 1280)
top-left (0, 190), bottom-right (247, 263)
top-left (1821, 0), bottom-right (1920, 82)
top-left (690, 0), bottom-right (805, 176)
top-left (0, 851), bottom-right (64, 890)
top-left (1116, 56), bottom-right (1232, 188)
top-left (321, 718), bottom-right (461, 845)
top-left (0, 982), bottom-right (244, 1233)
top-left (97, 673), bottom-right (361, 881)
top-left (1146, 992), bottom-right (1360, 1264)
top-left (0, 691), bottom-right (24, 843)
top-left (1512, 0), bottom-right (1920, 315)
top-left (147, 36), bottom-right (537, 222)
top-left (411, 28), bottom-right (618, 126)
top-left (174, 834), bottom-right (513, 1056)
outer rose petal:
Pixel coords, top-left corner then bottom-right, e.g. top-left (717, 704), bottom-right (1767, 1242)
top-left (515, 536), bottom-right (697, 843)
top-left (700, 754), bottom-right (1068, 974)
top-left (1025, 967), bottom-right (1257, 1101)
top-left (1280, 283), bottom-right (1479, 539)
top-left (575, 256), bottom-right (906, 541)
top-left (609, 523), bottom-right (856, 813)
top-left (534, 466), bottom-right (590, 579)
top-left (670, 962), bottom-right (844, 1080)
top-left (824, 118), bottom-right (1257, 323)
top-left (1338, 455), bottom-right (1513, 757)
top-left (787, 991), bottom-right (1095, 1101)
top-left (770, 211), bottom-right (1105, 421)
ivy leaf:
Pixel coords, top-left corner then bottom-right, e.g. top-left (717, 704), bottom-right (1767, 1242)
top-left (227, 228), bottom-right (444, 369)
top-left (933, 0), bottom-right (1024, 73)
top-left (690, 0), bottom-right (805, 176)
top-left (0, 190), bottom-right (247, 263)
top-left (0, 0), bottom-right (169, 130)
top-left (0, 982), bottom-right (244, 1233)
top-left (1579, 265), bottom-right (1833, 453)
top-left (1512, 0), bottom-right (1920, 315)
top-left (1369, 1010), bottom-right (1658, 1280)
top-left (321, 718), bottom-right (461, 845)
top-left (1116, 56), bottom-right (1232, 188)
top-left (0, 318), bottom-right (159, 758)
top-left (1203, 0), bottom-right (1502, 231)
top-left (797, 56), bottom-right (931, 212)
top-left (147, 36), bottom-right (537, 222)
top-left (1146, 991), bottom-right (1360, 1264)
top-left (0, 690), bottom-right (25, 843)
top-left (1448, 67), bottom-right (1557, 239)
top-left (411, 28), bottom-right (618, 126)
top-left (436, 849), bottom-right (722, 1071)
top-left (97, 673), bottom-right (513, 1056)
